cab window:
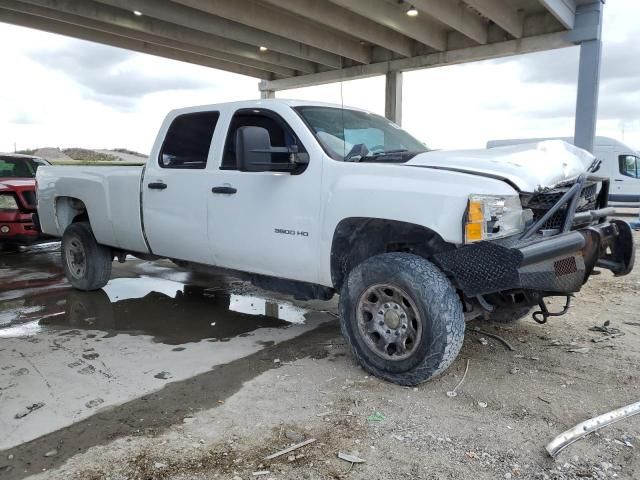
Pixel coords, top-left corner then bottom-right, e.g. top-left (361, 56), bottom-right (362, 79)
top-left (619, 155), bottom-right (640, 178)
top-left (159, 111), bottom-right (219, 169)
top-left (221, 109), bottom-right (305, 171)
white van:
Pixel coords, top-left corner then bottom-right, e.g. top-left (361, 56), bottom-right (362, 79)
top-left (487, 136), bottom-right (640, 204)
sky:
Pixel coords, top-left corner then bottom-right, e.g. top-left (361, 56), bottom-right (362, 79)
top-left (0, 0), bottom-right (638, 155)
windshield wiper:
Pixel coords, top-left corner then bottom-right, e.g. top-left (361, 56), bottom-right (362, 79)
top-left (372, 148), bottom-right (409, 155)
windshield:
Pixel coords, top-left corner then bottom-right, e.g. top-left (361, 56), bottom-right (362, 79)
top-left (0, 157), bottom-right (48, 178)
top-left (295, 106), bottom-right (428, 162)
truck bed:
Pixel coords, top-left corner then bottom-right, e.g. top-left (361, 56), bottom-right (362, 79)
top-left (37, 165), bottom-right (149, 254)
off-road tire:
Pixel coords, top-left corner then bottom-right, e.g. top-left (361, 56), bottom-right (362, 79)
top-left (488, 306), bottom-right (532, 323)
top-left (339, 253), bottom-right (465, 386)
top-left (61, 222), bottom-right (112, 291)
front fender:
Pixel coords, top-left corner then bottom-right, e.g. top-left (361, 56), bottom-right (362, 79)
top-left (317, 161), bottom-right (517, 286)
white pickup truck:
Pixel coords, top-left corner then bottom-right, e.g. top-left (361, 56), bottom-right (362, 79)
top-left (36, 99), bottom-right (635, 385)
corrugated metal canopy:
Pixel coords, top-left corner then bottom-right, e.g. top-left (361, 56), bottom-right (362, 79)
top-left (0, 0), bottom-right (599, 91)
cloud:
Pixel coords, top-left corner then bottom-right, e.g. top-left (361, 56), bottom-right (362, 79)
top-left (11, 111), bottom-right (38, 125)
top-left (514, 40), bottom-right (640, 90)
top-left (26, 41), bottom-right (211, 109)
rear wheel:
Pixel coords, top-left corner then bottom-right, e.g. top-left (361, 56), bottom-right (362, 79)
top-left (61, 222), bottom-right (112, 291)
top-left (339, 253), bottom-right (465, 386)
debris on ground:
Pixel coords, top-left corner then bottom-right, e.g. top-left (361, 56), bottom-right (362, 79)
top-left (592, 334), bottom-right (624, 343)
top-left (44, 449), bottom-right (58, 457)
top-left (367, 412), bottom-right (385, 422)
top-left (623, 321), bottom-right (640, 327)
top-left (545, 400), bottom-right (640, 457)
top-left (446, 359), bottom-right (470, 398)
top-left (477, 401), bottom-right (488, 408)
top-left (478, 337), bottom-right (489, 346)
top-left (338, 452), bottom-right (365, 464)
top-left (567, 347), bottom-right (591, 354)
top-left (285, 430), bottom-right (305, 443)
top-left (472, 327), bottom-right (515, 351)
top-left (264, 438), bottom-right (316, 460)
top-left (589, 321), bottom-right (624, 343)
top-left (316, 411), bottom-right (333, 417)
top-left (589, 320), bottom-right (617, 334)
top-left (14, 402), bottom-right (45, 419)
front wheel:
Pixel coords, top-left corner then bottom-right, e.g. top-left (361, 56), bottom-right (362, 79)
top-left (61, 222), bottom-right (112, 291)
top-left (339, 253), bottom-right (465, 386)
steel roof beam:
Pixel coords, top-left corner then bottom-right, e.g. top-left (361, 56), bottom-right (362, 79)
top-left (260, 31), bottom-right (570, 91)
top-left (329, 0), bottom-right (447, 51)
top-left (94, 0), bottom-right (340, 69)
top-left (538, 0), bottom-right (576, 29)
top-left (463, 0), bottom-right (524, 38)
top-left (171, 0), bottom-right (371, 64)
top-left (411, 0), bottom-right (488, 44)
top-left (3, 0), bottom-right (299, 76)
top-left (260, 0), bottom-right (415, 58)
top-left (0, 7), bottom-right (273, 79)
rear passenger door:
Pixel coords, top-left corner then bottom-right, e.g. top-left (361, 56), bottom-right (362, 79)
top-left (142, 110), bottom-right (220, 264)
top-left (207, 107), bottom-right (322, 284)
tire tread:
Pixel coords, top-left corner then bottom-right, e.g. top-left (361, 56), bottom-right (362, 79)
top-left (339, 253), bottom-right (465, 386)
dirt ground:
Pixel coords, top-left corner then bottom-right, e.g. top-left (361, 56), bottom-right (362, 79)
top-left (1, 228), bottom-right (639, 479)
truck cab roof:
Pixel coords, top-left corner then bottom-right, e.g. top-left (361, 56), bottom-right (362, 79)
top-left (166, 99), bottom-right (369, 117)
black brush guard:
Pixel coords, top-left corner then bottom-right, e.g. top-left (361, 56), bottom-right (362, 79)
top-left (433, 175), bottom-right (635, 298)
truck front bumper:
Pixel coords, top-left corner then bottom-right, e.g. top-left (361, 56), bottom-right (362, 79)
top-left (0, 211), bottom-right (44, 245)
top-left (433, 219), bottom-right (635, 298)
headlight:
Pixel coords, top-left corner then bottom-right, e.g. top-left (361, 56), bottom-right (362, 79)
top-left (0, 194), bottom-right (18, 210)
top-left (465, 194), bottom-right (531, 243)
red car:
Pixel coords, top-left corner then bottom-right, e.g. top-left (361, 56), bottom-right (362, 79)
top-left (0, 153), bottom-right (51, 249)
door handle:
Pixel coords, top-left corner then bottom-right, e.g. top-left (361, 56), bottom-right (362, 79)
top-left (211, 186), bottom-right (237, 194)
top-left (148, 182), bottom-right (167, 190)
top-left (614, 179), bottom-right (624, 182)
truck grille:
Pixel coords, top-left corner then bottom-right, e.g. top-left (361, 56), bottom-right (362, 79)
top-left (522, 181), bottom-right (599, 231)
top-left (21, 190), bottom-right (37, 209)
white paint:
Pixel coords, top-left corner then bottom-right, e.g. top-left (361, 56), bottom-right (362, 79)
top-left (487, 136), bottom-right (640, 201)
top-left (409, 139), bottom-right (594, 192)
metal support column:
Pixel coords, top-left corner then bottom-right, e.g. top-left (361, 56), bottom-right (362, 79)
top-left (258, 80), bottom-right (275, 99)
top-left (385, 71), bottom-right (403, 125)
top-left (573, 2), bottom-right (604, 153)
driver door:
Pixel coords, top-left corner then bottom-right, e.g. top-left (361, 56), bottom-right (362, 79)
top-left (207, 108), bottom-right (321, 284)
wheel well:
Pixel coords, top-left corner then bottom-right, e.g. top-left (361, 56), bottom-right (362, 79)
top-left (330, 218), bottom-right (454, 291)
top-left (55, 197), bottom-right (88, 233)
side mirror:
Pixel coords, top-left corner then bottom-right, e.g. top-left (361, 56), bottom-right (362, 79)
top-left (235, 126), bottom-right (308, 172)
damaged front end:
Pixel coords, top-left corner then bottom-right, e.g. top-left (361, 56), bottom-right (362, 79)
top-left (433, 174), bottom-right (635, 322)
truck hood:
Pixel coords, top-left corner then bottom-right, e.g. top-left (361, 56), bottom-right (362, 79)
top-left (405, 140), bottom-right (594, 192)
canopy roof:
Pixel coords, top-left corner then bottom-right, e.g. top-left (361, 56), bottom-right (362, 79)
top-left (0, 0), bottom-right (600, 91)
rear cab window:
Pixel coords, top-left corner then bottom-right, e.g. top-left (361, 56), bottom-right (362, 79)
top-left (159, 111), bottom-right (219, 169)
